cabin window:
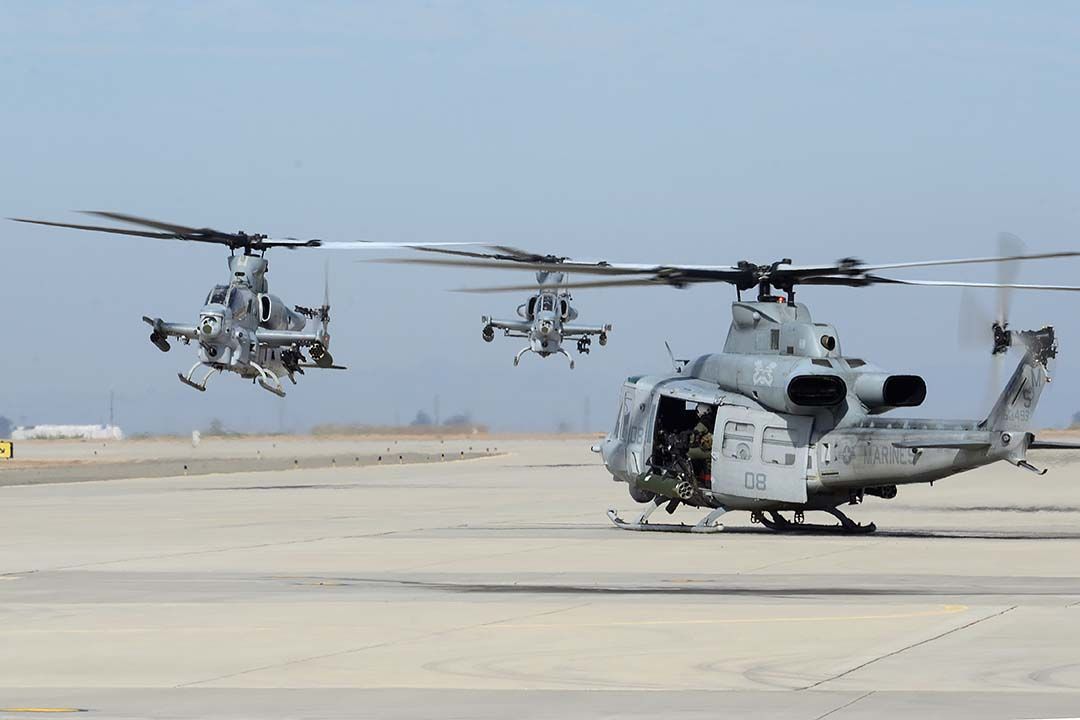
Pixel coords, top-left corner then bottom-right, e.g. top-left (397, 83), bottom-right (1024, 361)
top-left (721, 421), bottom-right (754, 461)
top-left (615, 395), bottom-right (632, 441)
top-left (770, 329), bottom-right (780, 350)
top-left (541, 295), bottom-right (554, 312)
top-left (762, 426), bottom-right (797, 466)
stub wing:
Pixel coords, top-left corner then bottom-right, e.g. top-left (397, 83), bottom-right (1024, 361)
top-left (142, 316), bottom-right (197, 340)
top-left (562, 323), bottom-right (612, 338)
top-left (485, 317), bottom-right (531, 334)
top-left (254, 329), bottom-right (322, 347)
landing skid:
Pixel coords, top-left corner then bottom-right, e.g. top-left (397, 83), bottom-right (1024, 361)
top-left (252, 362), bottom-right (286, 398)
top-left (607, 501), bottom-right (727, 533)
top-left (513, 346), bottom-right (575, 369)
top-left (178, 363), bottom-right (217, 392)
top-left (752, 508), bottom-right (876, 535)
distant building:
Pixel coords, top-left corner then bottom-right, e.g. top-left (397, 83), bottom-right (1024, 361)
top-left (12, 425), bottom-right (124, 441)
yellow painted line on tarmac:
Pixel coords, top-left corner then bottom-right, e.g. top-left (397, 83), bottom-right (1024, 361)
top-left (496, 604), bottom-right (968, 629)
top-left (0, 627), bottom-right (275, 634)
top-left (0, 709), bottom-right (87, 714)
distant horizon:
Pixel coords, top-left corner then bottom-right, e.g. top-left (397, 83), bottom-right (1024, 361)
top-left (5, 3), bottom-right (1080, 434)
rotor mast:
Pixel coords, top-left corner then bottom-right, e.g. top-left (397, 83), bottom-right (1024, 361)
top-left (738, 258), bottom-right (797, 303)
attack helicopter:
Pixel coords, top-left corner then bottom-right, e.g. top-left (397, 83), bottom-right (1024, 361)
top-left (404, 241), bottom-right (1080, 533)
top-left (386, 246), bottom-right (612, 368)
top-left (10, 211), bottom-right (467, 397)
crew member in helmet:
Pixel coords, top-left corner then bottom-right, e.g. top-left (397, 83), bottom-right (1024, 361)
top-left (687, 403), bottom-right (716, 478)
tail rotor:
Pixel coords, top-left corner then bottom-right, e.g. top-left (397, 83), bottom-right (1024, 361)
top-left (311, 261), bottom-right (334, 368)
top-left (294, 261), bottom-right (336, 368)
top-left (957, 232), bottom-right (1026, 411)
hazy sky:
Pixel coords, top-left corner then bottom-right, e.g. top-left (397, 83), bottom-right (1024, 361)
top-left (4, 2), bottom-right (1080, 433)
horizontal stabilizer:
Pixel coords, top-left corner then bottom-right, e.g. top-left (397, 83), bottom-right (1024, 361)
top-left (892, 439), bottom-right (991, 450)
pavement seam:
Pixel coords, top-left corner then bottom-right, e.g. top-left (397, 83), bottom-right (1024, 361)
top-left (173, 600), bottom-right (592, 688)
top-left (742, 544), bottom-right (869, 574)
top-left (398, 538), bottom-right (599, 573)
top-left (810, 690), bottom-right (874, 720)
top-left (800, 605), bottom-right (1017, 690)
top-left (0, 452), bottom-right (506, 489)
top-left (10, 527), bottom-right (457, 576)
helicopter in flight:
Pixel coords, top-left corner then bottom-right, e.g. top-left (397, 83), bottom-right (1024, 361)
top-left (11, 211), bottom-right (468, 397)
top-left (387, 246), bottom-right (612, 369)
top-left (406, 240), bottom-right (1080, 533)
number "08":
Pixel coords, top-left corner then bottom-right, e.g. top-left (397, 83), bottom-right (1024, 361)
top-left (744, 472), bottom-right (767, 490)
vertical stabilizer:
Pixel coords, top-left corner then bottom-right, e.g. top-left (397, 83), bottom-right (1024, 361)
top-left (983, 326), bottom-right (1056, 432)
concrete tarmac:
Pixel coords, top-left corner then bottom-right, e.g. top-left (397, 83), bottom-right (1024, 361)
top-left (1, 437), bottom-right (1079, 719)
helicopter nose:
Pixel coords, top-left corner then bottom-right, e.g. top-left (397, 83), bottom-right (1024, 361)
top-left (200, 316), bottom-right (221, 337)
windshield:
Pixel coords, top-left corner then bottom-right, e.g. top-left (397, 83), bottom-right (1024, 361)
top-left (206, 285), bottom-right (228, 305)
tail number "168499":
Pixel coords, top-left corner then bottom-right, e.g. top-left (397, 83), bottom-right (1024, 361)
top-left (744, 472), bottom-right (767, 491)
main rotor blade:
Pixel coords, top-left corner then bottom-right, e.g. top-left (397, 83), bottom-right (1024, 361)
top-left (311, 241), bottom-right (486, 250)
top-left (9, 217), bottom-right (179, 240)
top-left (455, 271), bottom-right (1080, 294)
top-left (412, 244), bottom-right (560, 262)
top-left (83, 210), bottom-right (333, 247)
top-left (12, 214), bottom-right (479, 251)
top-left (868, 277), bottom-right (1080, 291)
top-left (374, 256), bottom-right (758, 285)
top-left (372, 256), bottom-right (648, 274)
top-left (80, 211), bottom-right (206, 236)
top-left (13, 213), bottom-right (280, 247)
top-left (455, 277), bottom-right (704, 293)
top-left (861, 248), bottom-right (1080, 272)
top-left (395, 246), bottom-right (1080, 293)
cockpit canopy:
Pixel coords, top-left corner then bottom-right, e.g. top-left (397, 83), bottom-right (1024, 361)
top-left (205, 285), bottom-right (252, 321)
top-left (206, 285), bottom-right (229, 306)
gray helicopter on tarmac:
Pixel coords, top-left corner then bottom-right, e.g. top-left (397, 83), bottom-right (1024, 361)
top-left (11, 211), bottom-right (467, 397)
top-left (404, 241), bottom-right (1080, 533)
top-left (389, 246), bottom-right (611, 369)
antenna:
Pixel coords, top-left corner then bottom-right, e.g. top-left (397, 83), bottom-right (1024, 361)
top-left (665, 341), bottom-right (688, 373)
